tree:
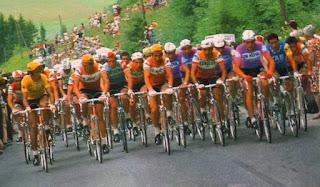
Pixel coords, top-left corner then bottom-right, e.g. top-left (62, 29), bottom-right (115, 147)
top-left (40, 23), bottom-right (46, 41)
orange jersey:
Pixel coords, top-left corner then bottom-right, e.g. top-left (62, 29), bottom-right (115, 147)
top-left (144, 56), bottom-right (171, 86)
top-left (43, 70), bottom-right (57, 83)
top-left (192, 50), bottom-right (224, 78)
top-left (285, 42), bottom-right (307, 65)
top-left (74, 63), bottom-right (104, 91)
top-left (123, 62), bottom-right (144, 85)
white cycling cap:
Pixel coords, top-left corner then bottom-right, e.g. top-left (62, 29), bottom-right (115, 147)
top-left (164, 42), bottom-right (176, 52)
top-left (180, 39), bottom-right (191, 48)
top-left (131, 52), bottom-right (144, 61)
top-left (242, 30), bottom-right (255, 41)
top-left (201, 39), bottom-right (213, 48)
top-left (213, 34), bottom-right (225, 48)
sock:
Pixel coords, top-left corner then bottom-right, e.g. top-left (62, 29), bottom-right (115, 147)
top-left (154, 126), bottom-right (160, 135)
top-left (18, 130), bottom-right (22, 137)
top-left (45, 125), bottom-right (50, 130)
top-left (102, 137), bottom-right (107, 145)
top-left (83, 118), bottom-right (88, 126)
top-left (251, 117), bottom-right (257, 124)
top-left (145, 113), bottom-right (151, 119)
top-left (114, 128), bottom-right (119, 135)
top-left (133, 121), bottom-right (138, 128)
top-left (246, 110), bottom-right (250, 118)
top-left (125, 112), bottom-right (130, 119)
top-left (67, 124), bottom-right (72, 128)
top-left (200, 107), bottom-right (206, 114)
top-left (166, 110), bottom-right (172, 117)
top-left (33, 150), bottom-right (38, 157)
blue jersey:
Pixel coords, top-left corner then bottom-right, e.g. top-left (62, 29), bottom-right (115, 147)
top-left (266, 41), bottom-right (288, 69)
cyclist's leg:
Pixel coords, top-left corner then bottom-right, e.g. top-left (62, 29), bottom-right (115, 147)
top-left (80, 93), bottom-right (90, 134)
top-left (39, 95), bottom-right (50, 132)
top-left (259, 71), bottom-right (270, 101)
top-left (120, 87), bottom-right (131, 123)
top-left (14, 104), bottom-right (24, 141)
top-left (63, 100), bottom-right (72, 131)
top-left (72, 95), bottom-right (82, 125)
top-left (227, 71), bottom-right (239, 100)
top-left (109, 96), bottom-right (119, 136)
top-left (162, 83), bottom-right (173, 120)
top-left (149, 95), bottom-right (160, 135)
top-left (95, 102), bottom-right (106, 140)
top-left (213, 86), bottom-right (224, 121)
top-left (243, 79), bottom-right (255, 119)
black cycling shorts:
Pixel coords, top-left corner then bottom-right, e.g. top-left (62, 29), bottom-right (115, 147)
top-left (27, 95), bottom-right (47, 109)
top-left (132, 82), bottom-right (145, 92)
top-left (287, 62), bottom-right (305, 73)
top-left (240, 66), bottom-right (265, 77)
top-left (80, 89), bottom-right (102, 99)
top-left (197, 77), bottom-right (219, 85)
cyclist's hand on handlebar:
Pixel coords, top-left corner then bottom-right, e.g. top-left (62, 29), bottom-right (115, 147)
top-left (128, 89), bottom-right (133, 96)
top-left (165, 87), bottom-right (173, 94)
top-left (148, 89), bottom-right (157, 97)
top-left (25, 107), bottom-right (31, 113)
top-left (12, 109), bottom-right (20, 115)
top-left (195, 83), bottom-right (204, 89)
top-left (264, 72), bottom-right (272, 78)
top-left (294, 71), bottom-right (300, 78)
top-left (244, 75), bottom-right (253, 81)
top-left (49, 104), bottom-right (56, 112)
top-left (98, 94), bottom-right (107, 101)
top-left (216, 78), bottom-right (224, 85)
top-left (79, 97), bottom-right (88, 104)
top-left (180, 82), bottom-right (188, 88)
top-left (54, 100), bottom-right (59, 105)
top-left (62, 95), bottom-right (68, 101)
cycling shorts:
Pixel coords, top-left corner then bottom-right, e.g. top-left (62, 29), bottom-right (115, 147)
top-left (287, 62), bottom-right (305, 73)
top-left (152, 82), bottom-right (166, 92)
top-left (197, 77), bottom-right (219, 85)
top-left (240, 66), bottom-right (265, 77)
top-left (27, 95), bottom-right (47, 109)
top-left (109, 82), bottom-right (127, 95)
top-left (173, 78), bottom-right (182, 87)
top-left (275, 67), bottom-right (289, 77)
top-left (132, 82), bottom-right (145, 92)
top-left (80, 89), bottom-right (103, 99)
top-left (216, 69), bottom-right (232, 78)
top-left (14, 102), bottom-right (23, 109)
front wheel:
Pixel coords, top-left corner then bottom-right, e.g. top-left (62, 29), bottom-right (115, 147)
top-left (298, 88), bottom-right (307, 131)
top-left (180, 125), bottom-right (186, 148)
top-left (216, 125), bottom-right (225, 146)
top-left (256, 117), bottom-right (263, 140)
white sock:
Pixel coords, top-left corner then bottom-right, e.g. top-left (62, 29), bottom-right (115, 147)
top-left (102, 137), bottom-right (107, 145)
top-left (166, 110), bottom-right (172, 117)
top-left (67, 124), bottom-right (72, 128)
top-left (200, 107), bottom-right (206, 114)
top-left (154, 126), bottom-right (160, 135)
top-left (251, 117), bottom-right (257, 124)
top-left (246, 110), bottom-right (250, 118)
top-left (45, 125), bottom-right (50, 130)
top-left (133, 121), bottom-right (139, 128)
top-left (33, 150), bottom-right (38, 157)
top-left (125, 112), bottom-right (130, 119)
top-left (114, 128), bottom-right (119, 135)
top-left (18, 130), bottom-right (22, 137)
top-left (83, 118), bottom-right (88, 126)
top-left (145, 113), bottom-right (151, 119)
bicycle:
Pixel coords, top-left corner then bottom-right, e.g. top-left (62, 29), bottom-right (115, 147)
top-left (133, 91), bottom-right (148, 147)
top-left (69, 103), bottom-right (80, 151)
top-left (32, 107), bottom-right (55, 172)
top-left (203, 83), bottom-right (225, 146)
top-left (57, 99), bottom-right (68, 147)
top-left (185, 84), bottom-right (204, 140)
top-left (16, 110), bottom-right (31, 164)
top-left (85, 98), bottom-right (103, 163)
top-left (295, 74), bottom-right (308, 132)
top-left (171, 86), bottom-right (186, 148)
top-left (223, 78), bottom-right (239, 141)
top-left (103, 96), bottom-right (113, 149)
top-left (113, 92), bottom-right (129, 153)
top-left (153, 91), bottom-right (171, 155)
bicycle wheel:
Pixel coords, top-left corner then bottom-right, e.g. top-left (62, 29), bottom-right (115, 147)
top-left (23, 125), bottom-right (29, 164)
top-left (63, 127), bottom-right (68, 148)
top-left (289, 114), bottom-right (298, 137)
top-left (216, 126), bottom-right (225, 146)
top-left (187, 105), bottom-right (196, 139)
top-left (298, 88), bottom-right (307, 131)
top-left (97, 138), bottom-right (102, 163)
top-left (261, 96), bottom-right (271, 143)
top-left (120, 112), bottom-right (128, 153)
top-left (256, 116), bottom-right (263, 140)
top-left (192, 101), bottom-right (205, 140)
top-left (163, 130), bottom-right (170, 155)
top-left (49, 143), bottom-right (54, 165)
top-left (87, 140), bottom-right (92, 156)
top-left (180, 125), bottom-right (186, 148)
top-left (230, 102), bottom-right (237, 140)
top-left (141, 124), bottom-right (148, 147)
top-left (209, 124), bottom-right (216, 143)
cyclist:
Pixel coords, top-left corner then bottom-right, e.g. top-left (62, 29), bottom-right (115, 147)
top-left (266, 32), bottom-right (297, 105)
top-left (142, 47), bottom-right (152, 59)
top-left (234, 30), bottom-right (275, 127)
top-left (164, 42), bottom-right (190, 132)
top-left (8, 70), bottom-right (25, 143)
top-left (123, 52), bottom-right (150, 136)
top-left (212, 34), bottom-right (239, 99)
top-left (178, 39), bottom-right (197, 77)
top-left (191, 38), bottom-right (226, 124)
top-left (73, 54), bottom-right (110, 154)
top-left (57, 58), bottom-right (74, 132)
top-left (21, 62), bottom-right (56, 165)
top-left (120, 51), bottom-right (130, 65)
top-left (144, 44), bottom-right (174, 145)
top-left (103, 51), bottom-right (132, 143)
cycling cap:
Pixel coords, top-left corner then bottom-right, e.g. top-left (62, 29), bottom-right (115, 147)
top-left (213, 34), bottom-right (225, 48)
top-left (142, 47), bottom-right (152, 55)
top-left (303, 24), bottom-right (315, 37)
top-left (180, 39), bottom-right (191, 49)
top-left (53, 64), bottom-right (61, 72)
top-left (164, 42), bottom-right (176, 52)
top-left (93, 54), bottom-right (99, 61)
top-left (131, 52), bottom-right (144, 61)
top-left (107, 52), bottom-right (116, 59)
top-left (61, 58), bottom-right (71, 70)
top-left (242, 30), bottom-right (255, 41)
top-left (201, 39), bottom-right (213, 48)
top-left (255, 35), bottom-right (264, 43)
top-left (82, 54), bottom-right (94, 64)
top-left (12, 70), bottom-right (25, 79)
top-left (33, 57), bottom-right (45, 65)
top-left (27, 62), bottom-right (41, 72)
top-left (151, 44), bottom-right (162, 53)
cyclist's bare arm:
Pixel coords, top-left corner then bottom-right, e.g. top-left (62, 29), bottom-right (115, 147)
top-left (73, 76), bottom-right (81, 99)
top-left (219, 63), bottom-right (227, 82)
top-left (7, 94), bottom-right (14, 110)
top-left (165, 66), bottom-right (173, 86)
top-left (287, 54), bottom-right (297, 72)
top-left (263, 53), bottom-right (275, 74)
top-left (101, 71), bottom-right (109, 93)
top-left (50, 81), bottom-right (59, 103)
top-left (45, 86), bottom-right (55, 105)
top-left (234, 60), bottom-right (247, 79)
top-left (22, 92), bottom-right (29, 108)
top-left (124, 70), bottom-right (133, 90)
top-left (144, 68), bottom-right (153, 90)
top-left (181, 64), bottom-right (190, 83)
top-left (58, 79), bottom-right (66, 97)
top-left (190, 64), bottom-right (198, 84)
top-left (67, 86), bottom-right (73, 103)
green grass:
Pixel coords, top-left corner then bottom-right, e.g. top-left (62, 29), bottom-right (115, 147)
top-left (0, 47), bottom-right (30, 72)
top-left (0, 0), bottom-right (117, 40)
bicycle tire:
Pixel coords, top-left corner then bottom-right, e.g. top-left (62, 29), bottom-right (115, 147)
top-left (230, 102), bottom-right (237, 140)
top-left (97, 138), bottom-right (102, 163)
top-left (191, 100), bottom-right (205, 140)
top-left (216, 126), bottom-right (225, 146)
top-left (49, 144), bottom-right (54, 165)
top-left (23, 125), bottom-right (29, 164)
top-left (289, 114), bottom-right (298, 137)
top-left (87, 140), bottom-right (92, 156)
top-left (42, 128), bottom-right (48, 172)
top-left (209, 124), bottom-right (216, 143)
top-left (298, 88), bottom-right (307, 131)
top-left (256, 117), bottom-right (263, 140)
top-left (119, 112), bottom-right (128, 153)
top-left (163, 130), bottom-right (170, 155)
top-left (261, 96), bottom-right (271, 143)
top-left (180, 125), bottom-right (186, 148)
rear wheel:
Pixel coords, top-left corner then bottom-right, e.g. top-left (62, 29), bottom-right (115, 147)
top-left (23, 126), bottom-right (29, 164)
top-left (298, 88), bottom-right (307, 131)
top-left (261, 97), bottom-right (271, 143)
top-left (256, 117), bottom-right (263, 140)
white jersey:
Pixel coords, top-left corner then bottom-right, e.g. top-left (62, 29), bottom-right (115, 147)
top-left (57, 68), bottom-right (74, 90)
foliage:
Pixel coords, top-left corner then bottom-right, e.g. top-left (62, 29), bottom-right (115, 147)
top-left (40, 23), bottom-right (46, 42)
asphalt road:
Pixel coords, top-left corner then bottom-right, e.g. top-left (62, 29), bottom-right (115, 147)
top-left (1, 112), bottom-right (320, 187)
